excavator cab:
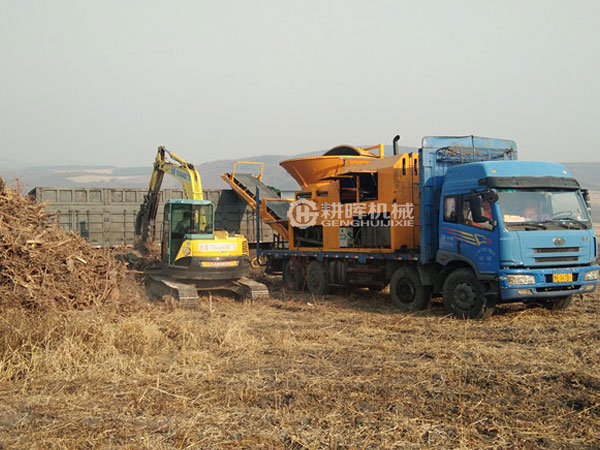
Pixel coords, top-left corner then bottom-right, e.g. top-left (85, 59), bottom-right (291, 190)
top-left (160, 199), bottom-right (247, 282)
top-left (161, 199), bottom-right (214, 265)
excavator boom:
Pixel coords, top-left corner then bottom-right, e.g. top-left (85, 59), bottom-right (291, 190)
top-left (135, 146), bottom-right (204, 241)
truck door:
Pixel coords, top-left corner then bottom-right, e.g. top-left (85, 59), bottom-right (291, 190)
top-left (440, 194), bottom-right (499, 274)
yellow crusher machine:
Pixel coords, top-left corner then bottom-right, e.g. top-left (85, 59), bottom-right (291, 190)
top-left (221, 139), bottom-right (422, 295)
top-left (135, 147), bottom-right (267, 305)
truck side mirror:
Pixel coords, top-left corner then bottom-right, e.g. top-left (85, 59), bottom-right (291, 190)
top-left (483, 191), bottom-right (499, 203)
top-left (582, 189), bottom-right (591, 211)
top-left (469, 195), bottom-right (489, 223)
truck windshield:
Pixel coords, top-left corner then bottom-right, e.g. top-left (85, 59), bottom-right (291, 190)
top-left (496, 189), bottom-right (591, 230)
top-left (171, 203), bottom-right (214, 236)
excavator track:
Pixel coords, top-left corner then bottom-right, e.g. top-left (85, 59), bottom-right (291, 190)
top-left (147, 275), bottom-right (201, 309)
top-left (144, 270), bottom-right (269, 308)
top-left (232, 277), bottom-right (270, 299)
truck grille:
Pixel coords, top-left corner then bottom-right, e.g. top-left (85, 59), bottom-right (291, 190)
top-left (534, 256), bottom-right (578, 263)
top-left (533, 247), bottom-right (579, 253)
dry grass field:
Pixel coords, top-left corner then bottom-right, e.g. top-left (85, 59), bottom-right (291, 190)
top-left (1, 279), bottom-right (599, 449)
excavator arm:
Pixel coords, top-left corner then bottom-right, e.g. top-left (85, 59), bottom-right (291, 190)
top-left (135, 146), bottom-right (204, 241)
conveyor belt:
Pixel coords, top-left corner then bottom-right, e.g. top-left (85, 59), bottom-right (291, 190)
top-left (221, 171), bottom-right (291, 241)
top-left (233, 174), bottom-right (291, 220)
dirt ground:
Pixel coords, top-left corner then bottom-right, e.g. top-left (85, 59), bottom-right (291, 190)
top-left (1, 276), bottom-right (599, 449)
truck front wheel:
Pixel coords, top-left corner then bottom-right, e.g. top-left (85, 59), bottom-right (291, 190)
top-left (390, 267), bottom-right (431, 311)
top-left (442, 268), bottom-right (495, 319)
top-left (543, 295), bottom-right (572, 311)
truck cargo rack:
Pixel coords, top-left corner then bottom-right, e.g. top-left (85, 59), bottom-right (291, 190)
top-left (436, 146), bottom-right (516, 164)
top-left (221, 162), bottom-right (293, 241)
top-left (422, 135), bottom-right (518, 166)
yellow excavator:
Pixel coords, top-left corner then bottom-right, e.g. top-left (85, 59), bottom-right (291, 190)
top-left (135, 147), bottom-right (268, 305)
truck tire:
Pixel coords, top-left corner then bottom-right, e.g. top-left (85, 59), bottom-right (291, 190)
top-left (390, 267), bottom-right (431, 311)
top-left (283, 260), bottom-right (304, 291)
top-left (306, 261), bottom-right (330, 295)
top-left (543, 295), bottom-right (573, 311)
top-left (442, 268), bottom-right (494, 319)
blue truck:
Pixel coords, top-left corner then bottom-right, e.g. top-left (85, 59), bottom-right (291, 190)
top-left (418, 136), bottom-right (598, 317)
top-left (225, 135), bottom-right (599, 318)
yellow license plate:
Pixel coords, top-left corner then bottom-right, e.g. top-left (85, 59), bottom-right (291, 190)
top-left (201, 260), bottom-right (238, 268)
top-left (553, 273), bottom-right (573, 283)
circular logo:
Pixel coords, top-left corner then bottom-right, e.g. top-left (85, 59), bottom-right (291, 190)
top-left (288, 199), bottom-right (319, 229)
top-left (553, 236), bottom-right (565, 246)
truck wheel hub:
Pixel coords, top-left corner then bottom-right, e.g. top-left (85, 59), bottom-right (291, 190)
top-left (454, 283), bottom-right (477, 309)
top-left (397, 281), bottom-right (415, 303)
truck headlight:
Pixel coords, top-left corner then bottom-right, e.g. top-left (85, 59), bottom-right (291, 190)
top-left (584, 269), bottom-right (599, 281)
top-left (506, 274), bottom-right (535, 285)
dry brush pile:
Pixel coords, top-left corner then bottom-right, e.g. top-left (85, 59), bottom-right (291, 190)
top-left (0, 177), bottom-right (143, 312)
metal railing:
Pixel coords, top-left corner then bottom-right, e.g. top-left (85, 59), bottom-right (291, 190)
top-left (231, 161), bottom-right (264, 181)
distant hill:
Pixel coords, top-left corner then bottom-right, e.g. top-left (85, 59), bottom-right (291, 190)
top-left (0, 155), bottom-right (310, 193)
top-left (1, 149), bottom-right (598, 196)
top-left (0, 145), bottom-right (417, 192)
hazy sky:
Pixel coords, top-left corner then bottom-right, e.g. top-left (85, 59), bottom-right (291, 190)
top-left (1, 0), bottom-right (598, 166)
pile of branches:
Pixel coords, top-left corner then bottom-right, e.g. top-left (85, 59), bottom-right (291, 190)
top-left (0, 178), bottom-right (143, 311)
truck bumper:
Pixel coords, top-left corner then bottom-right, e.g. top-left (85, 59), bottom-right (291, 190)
top-left (498, 265), bottom-right (599, 301)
